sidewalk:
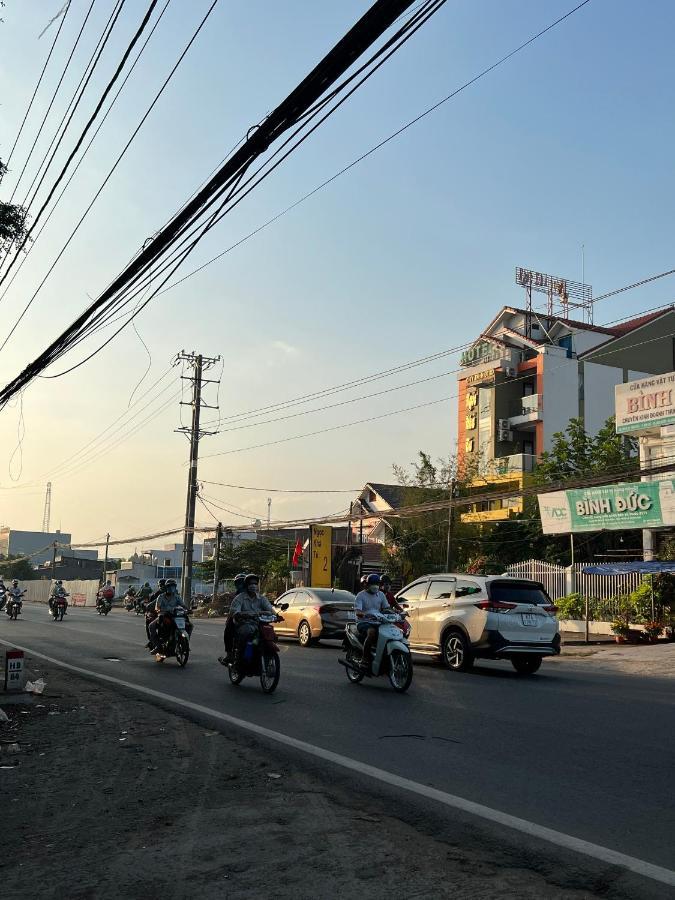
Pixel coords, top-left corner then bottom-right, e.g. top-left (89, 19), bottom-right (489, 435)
top-left (2, 657), bottom-right (616, 900)
top-left (558, 638), bottom-right (675, 677)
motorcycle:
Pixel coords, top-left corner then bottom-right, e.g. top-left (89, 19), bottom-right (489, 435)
top-left (339, 611), bottom-right (413, 693)
top-left (6, 591), bottom-right (25, 620)
top-left (227, 612), bottom-right (283, 694)
top-left (124, 592), bottom-right (136, 612)
top-left (134, 597), bottom-right (145, 616)
top-left (52, 593), bottom-right (68, 621)
top-left (96, 597), bottom-right (112, 616)
top-left (152, 605), bottom-right (192, 667)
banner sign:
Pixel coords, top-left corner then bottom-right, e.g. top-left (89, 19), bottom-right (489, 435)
top-left (309, 525), bottom-right (332, 588)
top-left (538, 479), bottom-right (675, 534)
top-left (615, 372), bottom-right (675, 434)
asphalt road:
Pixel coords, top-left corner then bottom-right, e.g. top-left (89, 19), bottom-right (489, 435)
top-left (2, 602), bottom-right (674, 891)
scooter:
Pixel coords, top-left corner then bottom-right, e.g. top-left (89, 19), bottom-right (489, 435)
top-left (52, 593), bottom-right (68, 621)
top-left (227, 612), bottom-right (283, 694)
top-left (96, 597), bottom-right (112, 615)
top-left (151, 606), bottom-right (192, 667)
top-left (6, 591), bottom-right (25, 620)
top-left (339, 611), bottom-right (413, 692)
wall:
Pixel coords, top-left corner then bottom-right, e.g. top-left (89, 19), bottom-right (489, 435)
top-left (1, 529), bottom-right (72, 565)
top-left (24, 579), bottom-right (100, 607)
top-left (583, 362), bottom-right (624, 435)
top-left (541, 353), bottom-right (579, 449)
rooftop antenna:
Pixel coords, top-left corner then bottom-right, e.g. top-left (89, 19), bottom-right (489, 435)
top-left (41, 482), bottom-right (52, 533)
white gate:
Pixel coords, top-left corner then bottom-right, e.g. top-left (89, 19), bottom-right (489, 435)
top-left (505, 559), bottom-right (568, 600)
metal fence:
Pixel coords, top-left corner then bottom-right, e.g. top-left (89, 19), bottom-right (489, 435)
top-left (504, 559), bottom-right (643, 616)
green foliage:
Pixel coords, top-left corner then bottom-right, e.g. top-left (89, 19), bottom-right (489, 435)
top-left (0, 159), bottom-right (29, 252)
top-left (536, 416), bottom-right (636, 485)
top-left (198, 537), bottom-right (292, 593)
top-left (0, 555), bottom-right (38, 581)
top-left (555, 593), bottom-right (585, 620)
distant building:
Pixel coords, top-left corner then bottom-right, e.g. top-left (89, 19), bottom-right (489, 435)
top-left (456, 305), bottom-right (675, 522)
top-left (0, 528), bottom-right (71, 565)
top-left (36, 553), bottom-right (103, 581)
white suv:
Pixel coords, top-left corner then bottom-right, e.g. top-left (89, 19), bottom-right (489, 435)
top-left (395, 574), bottom-right (560, 674)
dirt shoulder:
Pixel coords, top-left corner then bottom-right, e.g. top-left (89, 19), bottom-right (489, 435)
top-left (0, 658), bottom-right (649, 900)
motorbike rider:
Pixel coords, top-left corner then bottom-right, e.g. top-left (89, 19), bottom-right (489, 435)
top-left (136, 581), bottom-right (153, 606)
top-left (145, 579), bottom-right (166, 648)
top-left (229, 574), bottom-right (275, 659)
top-left (6, 579), bottom-right (25, 615)
top-left (0, 579), bottom-right (7, 612)
top-left (97, 580), bottom-right (114, 611)
top-left (354, 573), bottom-right (393, 673)
top-left (379, 575), bottom-right (403, 613)
top-left (218, 573), bottom-right (247, 666)
top-left (49, 579), bottom-right (69, 614)
top-left (147, 579), bottom-right (184, 657)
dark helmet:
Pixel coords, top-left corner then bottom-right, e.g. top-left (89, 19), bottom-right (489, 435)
top-left (244, 573), bottom-right (259, 588)
top-left (366, 573), bottom-right (381, 587)
top-left (12, 579), bottom-right (19, 586)
top-left (234, 573), bottom-right (246, 589)
top-left (158, 578), bottom-right (167, 587)
top-left (144, 582), bottom-right (150, 588)
top-left (166, 579), bottom-right (177, 587)
top-left (56, 579), bottom-right (63, 585)
top-left (380, 574), bottom-right (392, 586)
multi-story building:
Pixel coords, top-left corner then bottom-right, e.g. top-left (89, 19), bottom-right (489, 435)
top-left (457, 305), bottom-right (675, 522)
top-left (0, 528), bottom-right (72, 565)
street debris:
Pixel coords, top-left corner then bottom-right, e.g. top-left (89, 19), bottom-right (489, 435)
top-left (24, 679), bottom-right (46, 695)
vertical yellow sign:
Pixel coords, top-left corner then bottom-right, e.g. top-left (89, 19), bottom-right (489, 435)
top-left (310, 525), bottom-right (332, 588)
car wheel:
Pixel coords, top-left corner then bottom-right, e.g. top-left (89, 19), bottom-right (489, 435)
top-left (511, 655), bottom-right (542, 675)
top-left (298, 621), bottom-right (314, 647)
top-left (441, 630), bottom-right (474, 672)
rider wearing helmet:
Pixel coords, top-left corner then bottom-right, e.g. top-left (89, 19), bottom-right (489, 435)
top-left (229, 574), bottom-right (274, 659)
top-left (219, 573), bottom-right (247, 666)
top-left (7, 579), bottom-right (25, 616)
top-left (0, 579), bottom-right (6, 612)
top-left (148, 579), bottom-right (184, 656)
top-left (49, 579), bottom-right (68, 613)
top-left (354, 573), bottom-right (393, 673)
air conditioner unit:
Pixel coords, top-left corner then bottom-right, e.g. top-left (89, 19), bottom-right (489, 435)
top-left (503, 367), bottom-right (516, 378)
top-left (497, 418), bottom-right (509, 430)
top-left (497, 429), bottom-right (513, 442)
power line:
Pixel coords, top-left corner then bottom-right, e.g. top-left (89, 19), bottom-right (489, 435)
top-left (3, 0), bottom-right (73, 170)
top-left (0, 0), bottom-right (448, 404)
top-left (200, 480), bottom-right (359, 494)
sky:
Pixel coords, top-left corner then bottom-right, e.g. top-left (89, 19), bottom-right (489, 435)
top-left (0, 0), bottom-right (674, 552)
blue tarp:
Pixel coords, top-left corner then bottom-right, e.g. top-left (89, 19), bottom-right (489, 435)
top-left (581, 562), bottom-right (675, 575)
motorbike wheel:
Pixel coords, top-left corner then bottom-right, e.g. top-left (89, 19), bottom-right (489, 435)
top-left (11, 607), bottom-right (18, 620)
top-left (59, 609), bottom-right (64, 621)
top-left (228, 661), bottom-right (244, 685)
top-left (175, 635), bottom-right (190, 668)
top-left (388, 649), bottom-right (413, 693)
top-left (259, 653), bottom-right (280, 694)
top-left (345, 652), bottom-right (364, 684)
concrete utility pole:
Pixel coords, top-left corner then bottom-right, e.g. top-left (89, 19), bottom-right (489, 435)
top-left (176, 350), bottom-right (221, 603)
top-left (212, 522), bottom-right (222, 605)
top-left (445, 479), bottom-right (456, 571)
top-left (102, 533), bottom-right (110, 584)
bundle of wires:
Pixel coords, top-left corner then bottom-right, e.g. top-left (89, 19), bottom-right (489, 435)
top-left (0, 0), bottom-right (447, 409)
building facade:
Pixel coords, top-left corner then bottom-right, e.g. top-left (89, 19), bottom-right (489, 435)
top-left (457, 306), bottom-right (675, 522)
top-left (0, 528), bottom-right (72, 565)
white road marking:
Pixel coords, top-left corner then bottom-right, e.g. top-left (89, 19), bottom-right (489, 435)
top-left (1, 638), bottom-right (673, 889)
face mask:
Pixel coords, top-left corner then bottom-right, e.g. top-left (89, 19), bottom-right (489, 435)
top-left (367, 584), bottom-right (378, 594)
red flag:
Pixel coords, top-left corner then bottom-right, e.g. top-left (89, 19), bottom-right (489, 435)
top-left (292, 539), bottom-right (303, 567)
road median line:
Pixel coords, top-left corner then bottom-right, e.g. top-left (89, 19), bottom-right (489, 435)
top-left (1, 637), bottom-right (673, 889)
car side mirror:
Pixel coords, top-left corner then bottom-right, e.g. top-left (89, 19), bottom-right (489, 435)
top-left (280, 603), bottom-right (289, 611)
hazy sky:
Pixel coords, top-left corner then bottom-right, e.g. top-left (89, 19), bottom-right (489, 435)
top-left (0, 0), bottom-right (674, 551)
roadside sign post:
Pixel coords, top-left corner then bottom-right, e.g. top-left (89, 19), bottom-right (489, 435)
top-left (4, 649), bottom-right (25, 692)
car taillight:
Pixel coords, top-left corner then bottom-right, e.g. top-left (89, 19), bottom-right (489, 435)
top-left (474, 600), bottom-right (517, 611)
top-left (542, 605), bottom-right (558, 614)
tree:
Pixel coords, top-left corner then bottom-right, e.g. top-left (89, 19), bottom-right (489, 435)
top-left (0, 158), bottom-right (29, 253)
top-left (536, 416), bottom-right (636, 484)
top-left (0, 555), bottom-right (38, 581)
top-left (198, 537), bottom-right (291, 592)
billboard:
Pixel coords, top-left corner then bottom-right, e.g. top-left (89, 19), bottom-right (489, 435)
top-left (615, 372), bottom-right (675, 434)
top-left (538, 479), bottom-right (675, 534)
top-left (309, 525), bottom-right (332, 588)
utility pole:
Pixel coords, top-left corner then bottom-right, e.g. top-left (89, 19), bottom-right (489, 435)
top-left (102, 532), bottom-right (110, 585)
top-left (445, 479), bottom-right (456, 571)
top-left (175, 350), bottom-right (221, 603)
top-left (212, 522), bottom-right (222, 604)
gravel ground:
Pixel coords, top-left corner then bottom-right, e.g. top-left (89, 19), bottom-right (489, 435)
top-left (0, 658), bottom-right (655, 900)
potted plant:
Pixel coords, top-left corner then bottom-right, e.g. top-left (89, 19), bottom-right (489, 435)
top-left (611, 619), bottom-right (630, 643)
top-left (643, 621), bottom-right (664, 643)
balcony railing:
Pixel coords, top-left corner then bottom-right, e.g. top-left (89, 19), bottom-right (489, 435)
top-left (491, 453), bottom-right (537, 475)
top-left (509, 394), bottom-right (542, 419)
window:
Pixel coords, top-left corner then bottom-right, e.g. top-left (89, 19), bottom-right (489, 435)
top-left (292, 591), bottom-right (309, 607)
top-left (455, 578), bottom-right (483, 598)
top-left (426, 580), bottom-right (455, 601)
top-left (164, 558), bottom-right (171, 567)
top-left (397, 581), bottom-right (427, 603)
top-left (488, 581), bottom-right (550, 605)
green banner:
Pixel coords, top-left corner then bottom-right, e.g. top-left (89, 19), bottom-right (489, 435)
top-left (538, 479), bottom-right (675, 534)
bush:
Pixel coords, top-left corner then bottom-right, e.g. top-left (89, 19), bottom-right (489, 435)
top-left (556, 593), bottom-right (585, 620)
